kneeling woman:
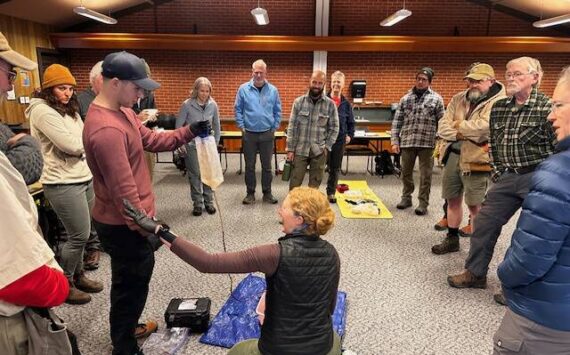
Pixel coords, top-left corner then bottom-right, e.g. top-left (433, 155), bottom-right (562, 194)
top-left (125, 187), bottom-right (341, 355)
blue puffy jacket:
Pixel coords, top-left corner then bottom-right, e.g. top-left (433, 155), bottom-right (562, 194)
top-left (498, 136), bottom-right (570, 331)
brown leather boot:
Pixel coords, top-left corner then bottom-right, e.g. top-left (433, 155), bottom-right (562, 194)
top-left (447, 269), bottom-right (487, 289)
top-left (431, 234), bottom-right (459, 255)
top-left (434, 217), bottom-right (448, 231)
top-left (83, 249), bottom-right (100, 270)
top-left (74, 272), bottom-right (104, 293)
top-left (66, 280), bottom-right (91, 305)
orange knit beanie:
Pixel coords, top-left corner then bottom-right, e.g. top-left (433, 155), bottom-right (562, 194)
top-left (42, 64), bottom-right (76, 89)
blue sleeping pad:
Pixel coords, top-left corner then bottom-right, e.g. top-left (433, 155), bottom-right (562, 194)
top-left (200, 274), bottom-right (347, 349)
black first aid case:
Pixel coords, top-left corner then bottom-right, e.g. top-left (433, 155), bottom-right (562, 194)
top-left (164, 297), bottom-right (211, 332)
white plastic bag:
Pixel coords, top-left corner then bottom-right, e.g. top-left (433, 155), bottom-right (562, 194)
top-left (195, 136), bottom-right (224, 190)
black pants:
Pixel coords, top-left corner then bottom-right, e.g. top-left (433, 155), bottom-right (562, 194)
top-left (326, 140), bottom-right (345, 196)
top-left (243, 130), bottom-right (274, 195)
top-left (94, 221), bottom-right (155, 355)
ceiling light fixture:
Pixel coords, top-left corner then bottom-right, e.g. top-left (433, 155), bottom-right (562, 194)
top-left (251, 0), bottom-right (269, 26)
top-left (380, 1), bottom-right (412, 27)
top-left (73, 1), bottom-right (117, 25)
top-left (533, 13), bottom-right (570, 28)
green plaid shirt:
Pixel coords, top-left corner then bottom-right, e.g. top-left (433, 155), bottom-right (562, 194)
top-left (489, 87), bottom-right (556, 180)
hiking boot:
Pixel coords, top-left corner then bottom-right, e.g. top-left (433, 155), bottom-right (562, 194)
top-left (414, 205), bottom-right (428, 216)
top-left (66, 281), bottom-right (91, 305)
top-left (459, 223), bottom-right (472, 237)
top-left (262, 193), bottom-right (278, 204)
top-left (192, 206), bottom-right (203, 216)
top-left (434, 217), bottom-right (448, 231)
top-left (242, 194), bottom-right (255, 205)
top-left (396, 198), bottom-right (412, 210)
top-left (205, 205), bottom-right (216, 214)
top-left (431, 234), bottom-right (459, 255)
top-left (494, 292), bottom-right (507, 306)
top-left (135, 320), bottom-right (158, 339)
top-left (74, 272), bottom-right (103, 293)
top-left (447, 270), bottom-right (487, 289)
top-left (83, 249), bottom-right (100, 270)
top-left (328, 194), bottom-right (337, 204)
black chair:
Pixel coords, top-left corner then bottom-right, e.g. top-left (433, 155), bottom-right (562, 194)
top-left (342, 138), bottom-right (377, 175)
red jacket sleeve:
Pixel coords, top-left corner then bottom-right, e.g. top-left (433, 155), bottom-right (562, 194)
top-left (0, 265), bottom-right (69, 307)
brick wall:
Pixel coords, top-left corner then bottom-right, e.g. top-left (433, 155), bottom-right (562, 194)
top-left (66, 0), bottom-right (568, 116)
top-left (329, 0), bottom-right (562, 36)
top-left (69, 50), bottom-right (314, 118)
top-left (83, 0), bottom-right (316, 35)
top-left (327, 52), bottom-right (566, 105)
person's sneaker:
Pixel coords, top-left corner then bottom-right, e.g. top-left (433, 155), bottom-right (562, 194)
top-left (434, 217), bottom-right (448, 231)
top-left (74, 273), bottom-right (103, 293)
top-left (431, 234), bottom-right (459, 255)
top-left (447, 270), bottom-right (487, 289)
top-left (192, 206), bottom-right (203, 216)
top-left (83, 249), bottom-right (100, 271)
top-left (205, 205), bottom-right (216, 214)
top-left (328, 194), bottom-right (337, 204)
top-left (134, 320), bottom-right (158, 339)
top-left (262, 193), bottom-right (278, 204)
top-left (494, 292), bottom-right (507, 306)
top-left (396, 198), bottom-right (412, 210)
top-left (414, 205), bottom-right (428, 215)
top-left (459, 223), bottom-right (472, 237)
top-left (242, 194), bottom-right (255, 205)
top-left (66, 286), bottom-right (91, 305)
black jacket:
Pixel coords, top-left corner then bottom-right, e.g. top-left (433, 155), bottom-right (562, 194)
top-left (327, 93), bottom-right (355, 143)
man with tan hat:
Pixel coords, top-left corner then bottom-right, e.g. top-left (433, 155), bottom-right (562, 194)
top-left (432, 63), bottom-right (505, 255)
top-left (446, 57), bottom-right (556, 306)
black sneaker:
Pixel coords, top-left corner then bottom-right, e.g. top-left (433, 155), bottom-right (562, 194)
top-left (205, 205), bottom-right (216, 214)
top-left (396, 198), bottom-right (412, 209)
top-left (242, 194), bottom-right (255, 205)
top-left (263, 194), bottom-right (278, 204)
top-left (414, 205), bottom-right (428, 215)
top-left (192, 206), bottom-right (203, 216)
top-left (328, 194), bottom-right (337, 204)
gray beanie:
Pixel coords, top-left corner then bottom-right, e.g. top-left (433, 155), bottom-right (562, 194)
top-left (417, 67), bottom-right (434, 82)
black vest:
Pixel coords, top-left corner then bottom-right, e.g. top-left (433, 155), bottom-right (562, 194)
top-left (258, 233), bottom-right (340, 355)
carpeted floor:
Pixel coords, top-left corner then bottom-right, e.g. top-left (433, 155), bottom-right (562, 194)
top-left (56, 152), bottom-right (517, 355)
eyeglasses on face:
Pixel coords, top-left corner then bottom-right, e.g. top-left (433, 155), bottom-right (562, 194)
top-left (0, 66), bottom-right (17, 83)
top-left (504, 72), bottom-right (530, 80)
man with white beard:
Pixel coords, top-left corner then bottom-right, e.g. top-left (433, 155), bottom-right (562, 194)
top-left (431, 63), bottom-right (505, 255)
top-left (445, 57), bottom-right (557, 306)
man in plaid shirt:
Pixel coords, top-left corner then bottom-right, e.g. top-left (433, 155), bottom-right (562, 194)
top-left (391, 67), bottom-right (445, 215)
top-left (286, 70), bottom-right (339, 189)
top-left (448, 57), bottom-right (557, 305)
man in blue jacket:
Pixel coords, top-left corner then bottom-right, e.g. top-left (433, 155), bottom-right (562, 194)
top-left (235, 59), bottom-right (282, 205)
top-left (326, 71), bottom-right (355, 203)
top-left (492, 66), bottom-right (570, 354)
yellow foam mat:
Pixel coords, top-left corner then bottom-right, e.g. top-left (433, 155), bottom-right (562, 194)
top-left (336, 180), bottom-right (393, 219)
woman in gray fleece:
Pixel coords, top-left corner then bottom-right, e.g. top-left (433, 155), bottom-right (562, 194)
top-left (175, 77), bottom-right (221, 216)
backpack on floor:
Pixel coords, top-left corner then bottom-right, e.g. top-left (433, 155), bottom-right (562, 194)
top-left (172, 151), bottom-right (186, 175)
top-left (375, 150), bottom-right (395, 176)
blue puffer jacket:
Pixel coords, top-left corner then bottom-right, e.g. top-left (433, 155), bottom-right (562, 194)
top-left (498, 136), bottom-right (570, 332)
top-left (327, 94), bottom-right (355, 143)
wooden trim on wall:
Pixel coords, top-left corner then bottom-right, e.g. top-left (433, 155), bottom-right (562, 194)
top-left (50, 33), bottom-right (570, 53)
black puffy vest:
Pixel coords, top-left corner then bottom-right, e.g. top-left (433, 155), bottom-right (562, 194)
top-left (258, 233), bottom-right (340, 355)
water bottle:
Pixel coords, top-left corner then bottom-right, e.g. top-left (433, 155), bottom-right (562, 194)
top-left (281, 160), bottom-right (292, 181)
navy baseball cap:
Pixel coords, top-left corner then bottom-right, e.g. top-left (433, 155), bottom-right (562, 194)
top-left (101, 51), bottom-right (160, 91)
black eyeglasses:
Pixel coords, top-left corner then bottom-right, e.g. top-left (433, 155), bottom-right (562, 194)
top-left (0, 66), bottom-right (17, 83)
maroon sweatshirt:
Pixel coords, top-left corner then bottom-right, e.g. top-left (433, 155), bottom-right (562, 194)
top-left (83, 103), bottom-right (193, 231)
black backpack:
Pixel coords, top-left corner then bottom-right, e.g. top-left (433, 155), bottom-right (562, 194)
top-left (172, 151), bottom-right (186, 175)
top-left (375, 150), bottom-right (396, 176)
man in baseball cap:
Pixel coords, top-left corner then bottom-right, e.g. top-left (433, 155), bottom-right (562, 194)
top-left (83, 50), bottom-right (210, 355)
top-left (0, 32), bottom-right (37, 74)
top-left (101, 51), bottom-right (160, 91)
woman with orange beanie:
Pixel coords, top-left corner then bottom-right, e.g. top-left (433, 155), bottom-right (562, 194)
top-left (26, 64), bottom-right (103, 305)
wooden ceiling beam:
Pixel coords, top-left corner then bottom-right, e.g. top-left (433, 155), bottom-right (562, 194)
top-left (50, 33), bottom-right (570, 53)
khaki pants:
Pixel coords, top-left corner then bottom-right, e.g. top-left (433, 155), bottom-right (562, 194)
top-left (228, 332), bottom-right (342, 355)
top-left (400, 147), bottom-right (434, 207)
top-left (493, 308), bottom-right (570, 354)
top-left (289, 152), bottom-right (327, 190)
top-left (0, 312), bottom-right (28, 355)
